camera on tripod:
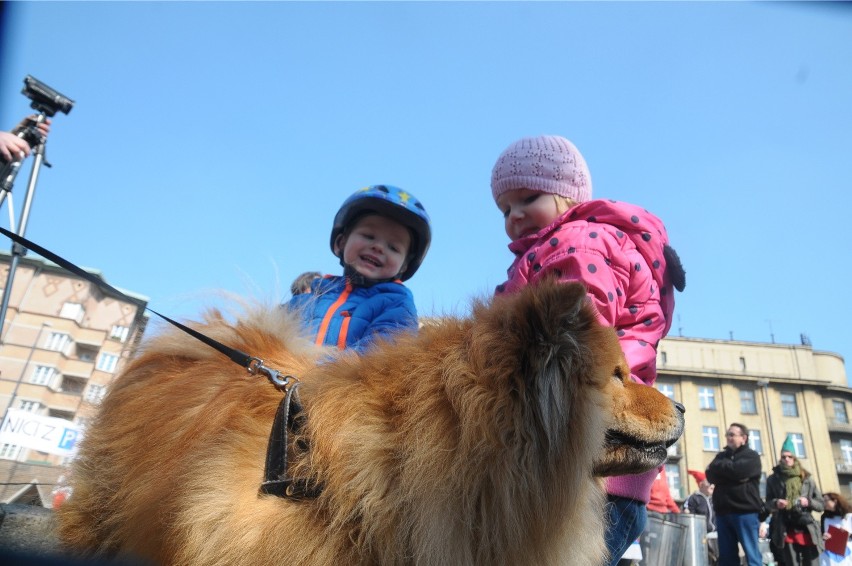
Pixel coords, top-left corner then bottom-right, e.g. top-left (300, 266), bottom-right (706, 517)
top-left (1, 76), bottom-right (74, 192)
top-left (22, 75), bottom-right (74, 117)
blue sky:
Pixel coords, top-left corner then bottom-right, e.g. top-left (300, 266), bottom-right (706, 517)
top-left (1, 1), bottom-right (850, 374)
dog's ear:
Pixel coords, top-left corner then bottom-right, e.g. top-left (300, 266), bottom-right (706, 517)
top-left (485, 278), bottom-right (597, 384)
top-left (488, 278), bottom-right (601, 448)
top-left (511, 278), bottom-right (595, 348)
top-left (474, 278), bottom-right (599, 380)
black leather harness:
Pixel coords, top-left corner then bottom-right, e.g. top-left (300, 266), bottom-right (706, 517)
top-left (259, 381), bottom-right (323, 499)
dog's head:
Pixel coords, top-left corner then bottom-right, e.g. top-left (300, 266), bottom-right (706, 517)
top-left (593, 373), bottom-right (685, 477)
top-left (471, 279), bottom-right (683, 478)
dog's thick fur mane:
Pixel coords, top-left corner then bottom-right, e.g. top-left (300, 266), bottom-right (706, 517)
top-left (57, 280), bottom-right (682, 566)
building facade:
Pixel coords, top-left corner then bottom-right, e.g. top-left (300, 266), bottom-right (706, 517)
top-left (0, 251), bottom-right (147, 505)
top-left (657, 336), bottom-right (850, 502)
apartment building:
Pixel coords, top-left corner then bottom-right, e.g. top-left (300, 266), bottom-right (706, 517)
top-left (0, 251), bottom-right (147, 505)
top-left (657, 335), bottom-right (850, 502)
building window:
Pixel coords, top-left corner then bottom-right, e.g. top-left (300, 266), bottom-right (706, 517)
top-left (667, 441), bottom-right (681, 459)
top-left (60, 302), bottom-right (85, 323)
top-left (740, 390), bottom-right (757, 414)
top-left (45, 332), bottom-right (72, 353)
top-left (660, 351), bottom-right (668, 366)
top-left (699, 387), bottom-right (716, 410)
top-left (781, 393), bottom-right (799, 417)
top-left (0, 444), bottom-right (22, 460)
top-left (789, 433), bottom-right (807, 458)
top-left (665, 464), bottom-right (681, 499)
top-left (96, 353), bottom-right (119, 373)
top-left (18, 400), bottom-right (41, 413)
top-left (85, 384), bottom-right (106, 404)
top-left (30, 365), bottom-right (57, 387)
top-left (834, 401), bottom-right (849, 424)
top-left (110, 325), bottom-right (130, 343)
top-left (703, 426), bottom-right (720, 451)
top-left (841, 440), bottom-right (852, 464)
top-left (656, 383), bottom-right (675, 400)
top-left (749, 429), bottom-right (764, 455)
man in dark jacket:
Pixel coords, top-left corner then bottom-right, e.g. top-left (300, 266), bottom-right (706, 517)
top-left (706, 423), bottom-right (764, 566)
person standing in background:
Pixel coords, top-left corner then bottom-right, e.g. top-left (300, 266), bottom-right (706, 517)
top-left (766, 437), bottom-right (824, 566)
top-left (684, 469), bottom-right (715, 533)
top-left (706, 423), bottom-right (763, 566)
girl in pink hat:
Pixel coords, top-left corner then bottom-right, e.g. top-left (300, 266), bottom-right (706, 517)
top-left (490, 135), bottom-right (686, 566)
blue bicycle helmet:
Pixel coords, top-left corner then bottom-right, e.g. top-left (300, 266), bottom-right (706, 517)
top-left (330, 185), bottom-right (431, 281)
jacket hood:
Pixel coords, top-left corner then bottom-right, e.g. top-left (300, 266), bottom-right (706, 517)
top-left (568, 199), bottom-right (671, 289)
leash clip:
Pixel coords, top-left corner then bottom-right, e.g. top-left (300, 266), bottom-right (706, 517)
top-left (246, 356), bottom-right (299, 391)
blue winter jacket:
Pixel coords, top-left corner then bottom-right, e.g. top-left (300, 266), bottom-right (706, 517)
top-left (286, 275), bottom-right (418, 353)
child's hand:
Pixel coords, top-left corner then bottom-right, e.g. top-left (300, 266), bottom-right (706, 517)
top-left (824, 532), bottom-right (832, 541)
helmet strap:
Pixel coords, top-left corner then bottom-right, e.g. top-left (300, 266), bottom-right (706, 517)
top-left (341, 262), bottom-right (398, 287)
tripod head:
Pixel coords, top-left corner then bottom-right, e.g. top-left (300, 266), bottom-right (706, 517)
top-left (11, 118), bottom-right (45, 148)
top-left (22, 75), bottom-right (74, 117)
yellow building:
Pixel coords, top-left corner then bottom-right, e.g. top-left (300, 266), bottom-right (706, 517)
top-left (657, 336), bottom-right (850, 501)
top-left (0, 251), bottom-right (148, 505)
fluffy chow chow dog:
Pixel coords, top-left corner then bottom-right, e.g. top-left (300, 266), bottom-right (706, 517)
top-left (57, 280), bottom-right (684, 566)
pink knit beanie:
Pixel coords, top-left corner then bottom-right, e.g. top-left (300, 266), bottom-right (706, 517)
top-left (490, 135), bottom-right (592, 204)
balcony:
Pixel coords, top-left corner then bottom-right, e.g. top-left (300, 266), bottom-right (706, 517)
top-left (61, 359), bottom-right (94, 379)
top-left (836, 461), bottom-right (852, 475)
top-left (828, 418), bottom-right (852, 434)
top-left (41, 388), bottom-right (81, 411)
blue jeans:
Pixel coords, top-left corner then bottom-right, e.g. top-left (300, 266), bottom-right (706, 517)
top-left (604, 496), bottom-right (646, 566)
top-left (716, 512), bottom-right (761, 566)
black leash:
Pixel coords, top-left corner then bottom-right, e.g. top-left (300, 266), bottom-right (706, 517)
top-left (0, 226), bottom-right (320, 499)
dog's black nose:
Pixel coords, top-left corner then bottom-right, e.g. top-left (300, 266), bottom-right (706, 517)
top-left (674, 401), bottom-right (686, 414)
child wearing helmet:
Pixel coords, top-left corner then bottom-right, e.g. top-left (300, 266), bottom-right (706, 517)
top-left (490, 135), bottom-right (686, 566)
top-left (286, 185), bottom-right (430, 353)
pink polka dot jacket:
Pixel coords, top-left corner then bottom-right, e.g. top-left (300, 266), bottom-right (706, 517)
top-left (495, 198), bottom-right (685, 503)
